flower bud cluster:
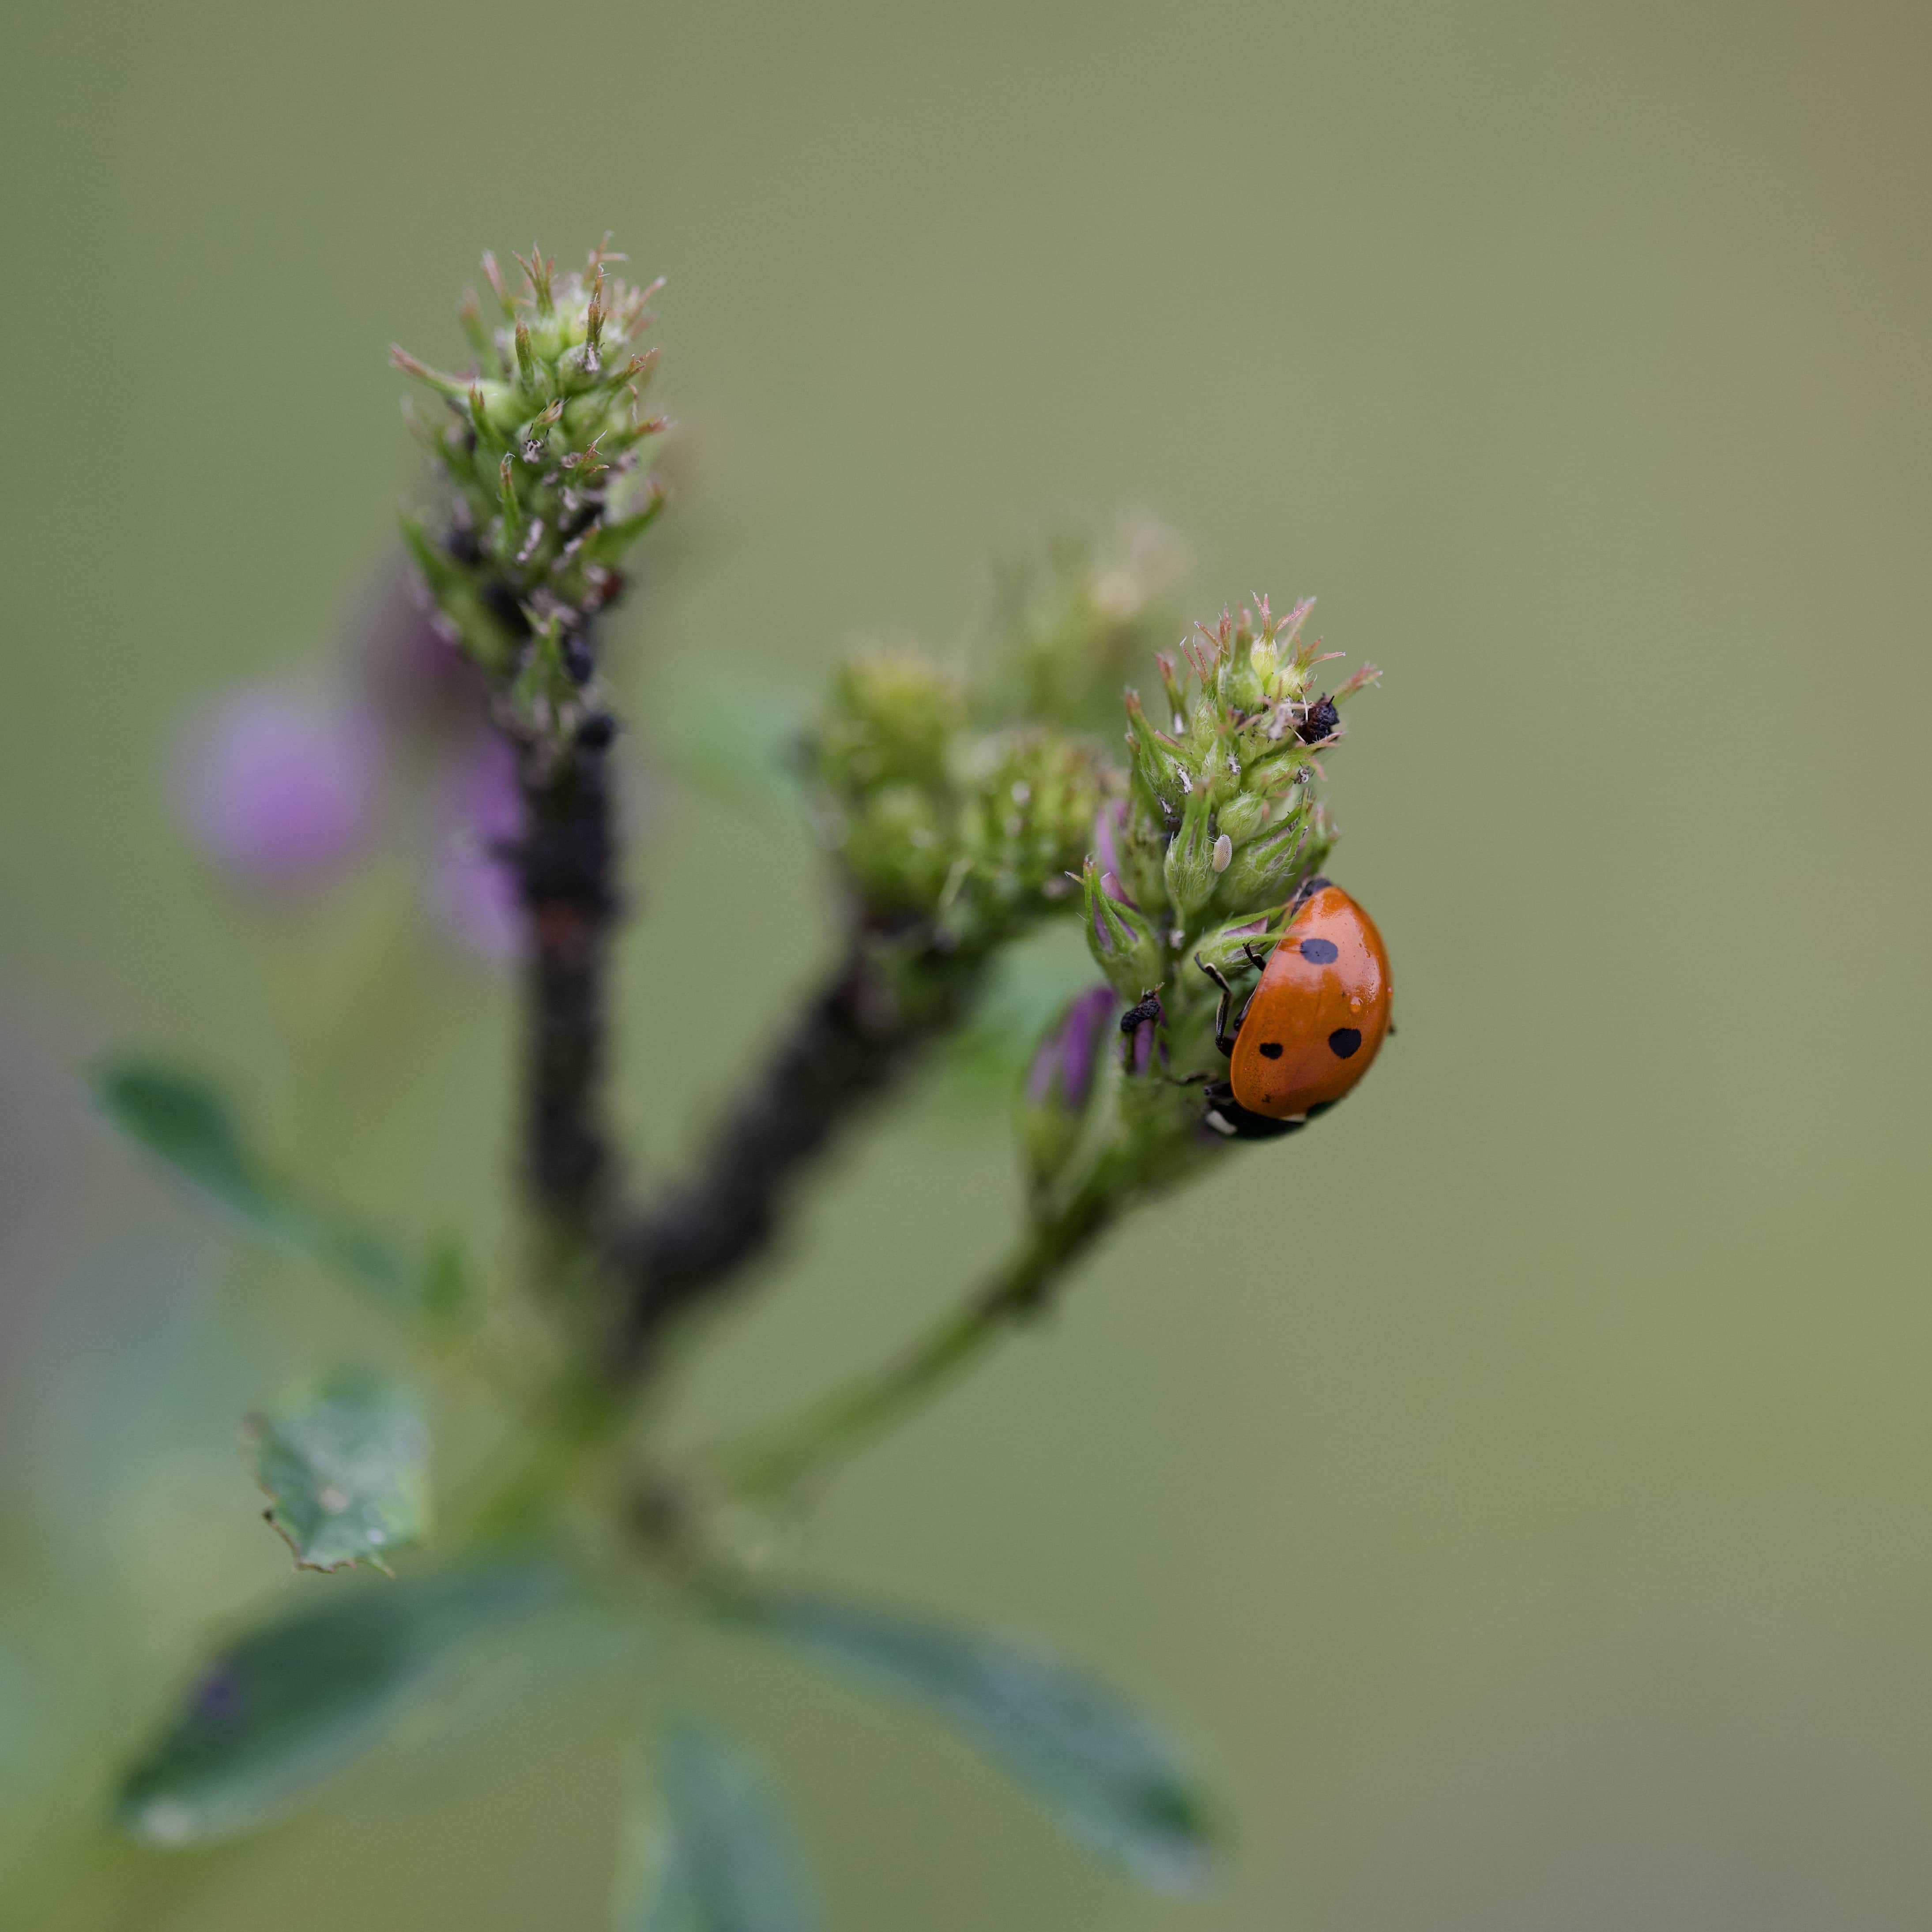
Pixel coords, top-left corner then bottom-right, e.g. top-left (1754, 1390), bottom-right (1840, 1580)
top-left (810, 649), bottom-right (1115, 953)
top-left (976, 519), bottom-right (1186, 736)
top-left (393, 241), bottom-right (668, 752)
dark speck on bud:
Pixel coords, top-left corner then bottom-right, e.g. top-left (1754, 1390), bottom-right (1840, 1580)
top-left (1296, 694), bottom-right (1340, 743)
top-left (562, 633), bottom-right (595, 685)
top-left (576, 712), bottom-right (618, 751)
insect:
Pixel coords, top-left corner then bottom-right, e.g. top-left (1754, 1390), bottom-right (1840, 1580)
top-left (1195, 879), bottom-right (1393, 1140)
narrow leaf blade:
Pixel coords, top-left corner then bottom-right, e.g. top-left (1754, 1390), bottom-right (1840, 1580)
top-left (252, 1367), bottom-right (431, 1574)
top-left (93, 1060), bottom-right (274, 1224)
top-left (629, 1716), bottom-right (820, 1932)
top-left (719, 1590), bottom-right (1212, 1890)
top-left (91, 1058), bottom-right (420, 1310)
top-left (114, 1560), bottom-right (563, 1846)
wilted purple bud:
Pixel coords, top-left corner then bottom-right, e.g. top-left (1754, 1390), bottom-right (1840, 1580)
top-left (429, 733), bottom-right (525, 959)
top-left (1019, 984), bottom-right (1118, 1201)
top-left (177, 690), bottom-right (382, 887)
top-left (1025, 983), bottom-right (1116, 1115)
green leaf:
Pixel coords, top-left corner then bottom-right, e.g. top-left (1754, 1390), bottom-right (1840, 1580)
top-left (716, 1590), bottom-right (1212, 1890)
top-left (627, 1715), bottom-right (820, 1932)
top-left (114, 1559), bottom-right (565, 1846)
top-left (91, 1058), bottom-right (421, 1311)
top-left (252, 1367), bottom-right (431, 1574)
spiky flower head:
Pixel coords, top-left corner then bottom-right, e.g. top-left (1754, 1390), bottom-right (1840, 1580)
top-left (1097, 595), bottom-right (1379, 979)
top-left (393, 240), bottom-right (668, 754)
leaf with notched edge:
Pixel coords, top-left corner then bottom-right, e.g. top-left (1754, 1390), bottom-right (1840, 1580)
top-left (252, 1367), bottom-right (430, 1574)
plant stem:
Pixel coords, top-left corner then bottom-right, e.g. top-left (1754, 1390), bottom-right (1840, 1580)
top-left (514, 732), bottom-right (620, 1267)
top-left (606, 931), bottom-right (985, 1378)
top-left (712, 1203), bottom-right (1109, 1500)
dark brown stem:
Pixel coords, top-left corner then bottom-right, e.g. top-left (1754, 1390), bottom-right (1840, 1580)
top-left (606, 931), bottom-right (985, 1379)
top-left (513, 736), bottom-right (620, 1253)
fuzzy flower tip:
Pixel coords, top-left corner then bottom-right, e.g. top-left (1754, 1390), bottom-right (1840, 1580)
top-left (394, 239), bottom-right (670, 754)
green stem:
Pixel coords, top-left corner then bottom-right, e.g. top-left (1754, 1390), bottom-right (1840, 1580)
top-left (715, 1209), bottom-right (1108, 1500)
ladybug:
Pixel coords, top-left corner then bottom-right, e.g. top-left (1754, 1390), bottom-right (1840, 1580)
top-left (1196, 878), bottom-right (1392, 1140)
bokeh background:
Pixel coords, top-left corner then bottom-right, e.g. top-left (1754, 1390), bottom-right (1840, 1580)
top-left (4, 0), bottom-right (1931, 1925)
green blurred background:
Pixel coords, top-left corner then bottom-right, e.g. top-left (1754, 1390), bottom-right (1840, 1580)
top-left (4, 0), bottom-right (1931, 1924)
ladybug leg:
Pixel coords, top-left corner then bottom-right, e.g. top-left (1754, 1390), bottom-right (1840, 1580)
top-left (1193, 955), bottom-right (1247, 1059)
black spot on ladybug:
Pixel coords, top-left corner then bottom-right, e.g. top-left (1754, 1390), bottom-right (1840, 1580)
top-left (1258, 1041), bottom-right (1284, 1059)
top-left (1327, 1027), bottom-right (1362, 1059)
top-left (1298, 936), bottom-right (1340, 964)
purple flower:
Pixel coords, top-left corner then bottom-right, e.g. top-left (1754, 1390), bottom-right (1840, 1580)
top-left (177, 690), bottom-right (382, 887)
top-left (429, 733), bottom-right (525, 960)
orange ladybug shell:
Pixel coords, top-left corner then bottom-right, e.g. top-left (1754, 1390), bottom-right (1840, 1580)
top-left (1228, 885), bottom-right (1392, 1119)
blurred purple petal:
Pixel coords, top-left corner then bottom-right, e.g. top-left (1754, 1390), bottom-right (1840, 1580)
top-left (1092, 800), bottom-right (1137, 909)
top-left (1092, 797), bottom-right (1126, 878)
top-left (177, 691), bottom-right (382, 888)
top-left (429, 734), bottom-right (525, 960)
top-left (352, 570), bottom-right (485, 732)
